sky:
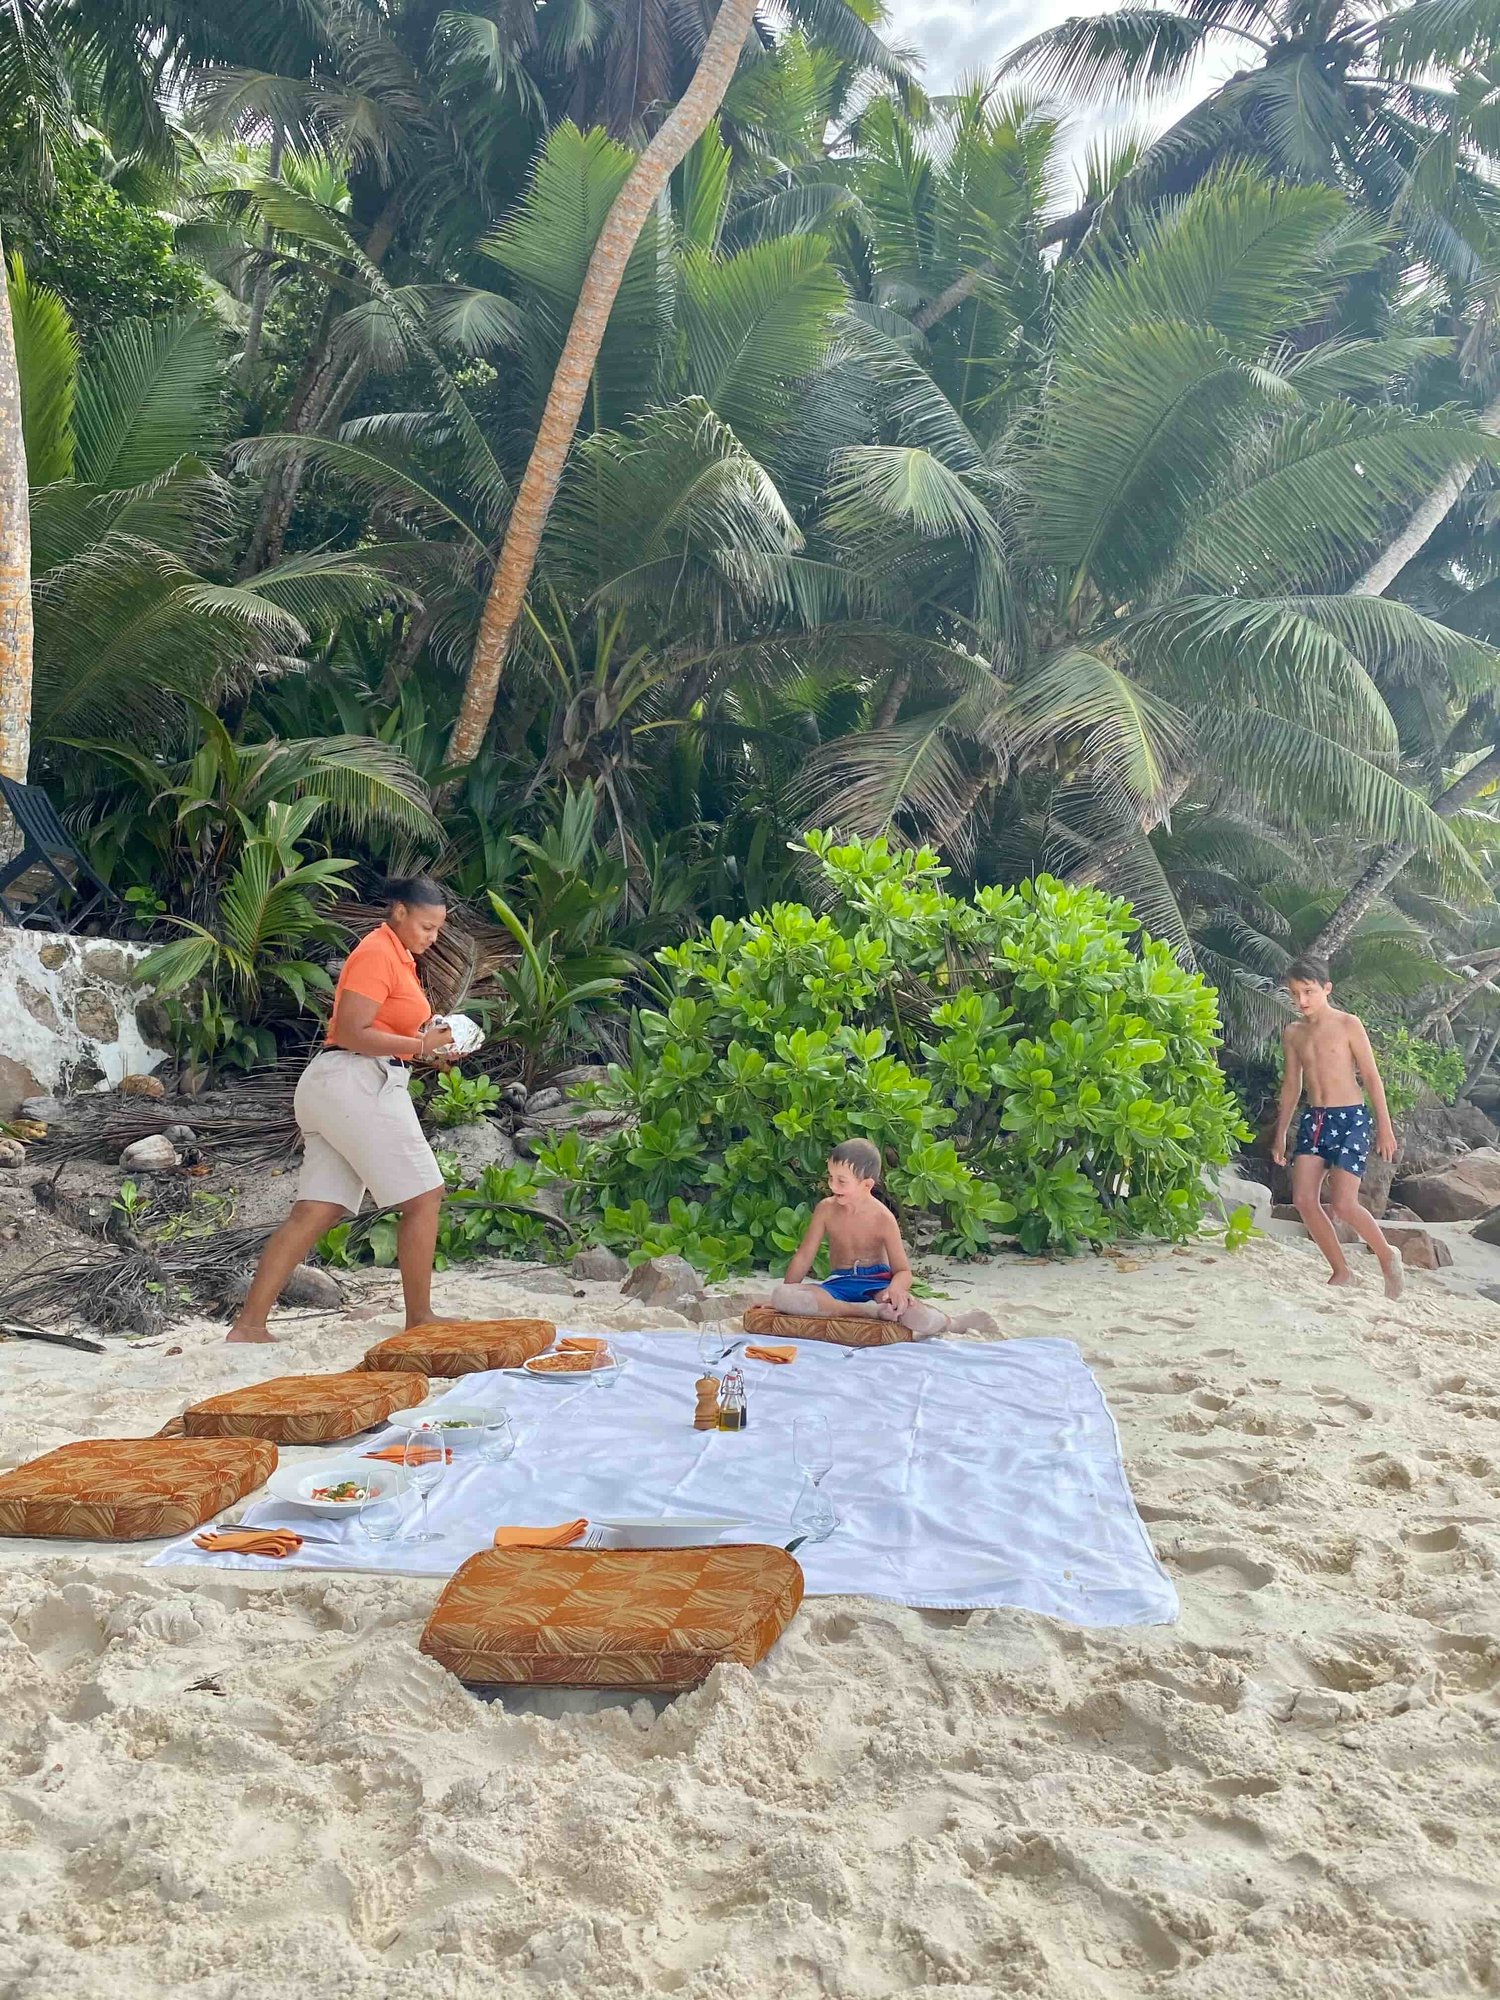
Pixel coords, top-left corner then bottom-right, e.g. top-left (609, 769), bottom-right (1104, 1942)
top-left (879, 0), bottom-right (1234, 184)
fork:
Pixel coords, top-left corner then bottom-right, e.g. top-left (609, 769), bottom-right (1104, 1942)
top-left (581, 1526), bottom-right (605, 1549)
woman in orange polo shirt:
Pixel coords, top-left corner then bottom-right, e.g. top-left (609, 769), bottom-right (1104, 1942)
top-left (227, 876), bottom-right (457, 1343)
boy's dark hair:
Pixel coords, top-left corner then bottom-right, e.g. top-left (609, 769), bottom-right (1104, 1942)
top-left (1284, 954), bottom-right (1331, 986)
top-left (829, 1138), bottom-right (882, 1183)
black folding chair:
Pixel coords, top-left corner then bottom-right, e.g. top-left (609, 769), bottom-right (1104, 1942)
top-left (0, 776), bottom-right (121, 932)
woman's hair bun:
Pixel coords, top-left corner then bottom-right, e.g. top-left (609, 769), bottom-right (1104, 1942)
top-left (381, 873), bottom-right (447, 909)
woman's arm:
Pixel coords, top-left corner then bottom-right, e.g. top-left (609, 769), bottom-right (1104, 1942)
top-left (784, 1205), bottom-right (828, 1283)
top-left (329, 990), bottom-right (453, 1063)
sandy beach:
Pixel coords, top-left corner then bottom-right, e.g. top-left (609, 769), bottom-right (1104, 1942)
top-left (1, 1233), bottom-right (1497, 2000)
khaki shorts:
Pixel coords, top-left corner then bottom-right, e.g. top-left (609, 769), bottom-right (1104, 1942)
top-left (294, 1049), bottom-right (442, 1211)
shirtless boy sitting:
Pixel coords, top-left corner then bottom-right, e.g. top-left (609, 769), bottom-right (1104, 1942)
top-left (768, 1139), bottom-right (997, 1337)
top-left (1271, 955), bottom-right (1403, 1300)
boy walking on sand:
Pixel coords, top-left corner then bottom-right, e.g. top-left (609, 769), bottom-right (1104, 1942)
top-left (1271, 955), bottom-right (1403, 1300)
top-left (768, 1139), bottom-right (997, 1337)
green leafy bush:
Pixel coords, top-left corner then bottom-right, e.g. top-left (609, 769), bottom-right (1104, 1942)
top-left (318, 1154), bottom-right (568, 1271)
top-left (1372, 1026), bottom-right (1466, 1118)
top-left (427, 1071), bottom-right (503, 1127)
top-left (562, 833), bottom-right (1247, 1260)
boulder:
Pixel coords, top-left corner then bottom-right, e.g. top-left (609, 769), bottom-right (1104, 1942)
top-left (1397, 1165), bottom-right (1495, 1224)
top-left (572, 1246), bottom-right (630, 1283)
top-left (1271, 1204), bottom-right (1360, 1245)
top-left (19, 1094), bottom-right (61, 1122)
top-left (0, 1056), bottom-right (45, 1120)
top-left (118, 1073), bottom-right (166, 1100)
top-left (224, 1262), bottom-right (343, 1309)
top-left (1214, 1165), bottom-right (1274, 1230)
top-left (1478, 1283), bottom-right (1500, 1306)
top-left (440, 1119), bottom-right (518, 1182)
top-left (1396, 1097), bottom-right (1499, 1178)
top-left (523, 1086), bottom-right (564, 1116)
top-left (551, 1065), bottom-right (610, 1092)
top-left (1470, 1207), bottom-right (1500, 1248)
top-left (1359, 1152), bottom-right (1397, 1220)
top-left (1382, 1225), bottom-right (1453, 1271)
top-left (621, 1255), bottom-right (706, 1307)
top-left (119, 1134), bottom-right (179, 1174)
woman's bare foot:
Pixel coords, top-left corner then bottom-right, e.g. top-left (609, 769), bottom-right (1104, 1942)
top-left (226, 1325), bottom-right (277, 1343)
top-left (1327, 1269), bottom-right (1355, 1288)
top-left (1380, 1254), bottom-right (1404, 1301)
top-left (949, 1309), bottom-right (1001, 1337)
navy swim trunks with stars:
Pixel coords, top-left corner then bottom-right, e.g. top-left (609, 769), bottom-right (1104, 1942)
top-left (1294, 1104), bottom-right (1372, 1177)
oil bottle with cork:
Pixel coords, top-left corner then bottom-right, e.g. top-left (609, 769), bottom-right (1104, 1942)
top-left (716, 1367), bottom-right (748, 1431)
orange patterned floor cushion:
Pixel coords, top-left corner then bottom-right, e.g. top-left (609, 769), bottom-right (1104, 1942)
top-left (0, 1437), bottom-right (276, 1541)
top-left (742, 1305), bottom-right (913, 1347)
top-left (420, 1544), bottom-right (804, 1691)
top-left (361, 1319), bottom-right (554, 1377)
top-left (182, 1370), bottom-right (428, 1445)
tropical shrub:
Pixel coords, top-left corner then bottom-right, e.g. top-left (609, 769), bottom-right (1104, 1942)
top-left (567, 833), bottom-right (1248, 1259)
top-left (426, 1071), bottom-right (504, 1127)
top-left (319, 1155), bottom-right (567, 1270)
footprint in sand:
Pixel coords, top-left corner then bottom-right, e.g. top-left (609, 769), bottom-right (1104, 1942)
top-left (1313, 1388), bottom-right (1375, 1420)
top-left (1169, 1545), bottom-right (1276, 1591)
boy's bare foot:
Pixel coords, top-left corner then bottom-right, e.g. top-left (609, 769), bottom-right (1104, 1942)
top-left (1326, 1270), bottom-right (1355, 1288)
top-left (1380, 1254), bottom-right (1404, 1301)
top-left (226, 1326), bottom-right (277, 1343)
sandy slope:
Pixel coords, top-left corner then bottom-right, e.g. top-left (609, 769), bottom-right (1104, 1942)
top-left (1, 1235), bottom-right (1497, 2000)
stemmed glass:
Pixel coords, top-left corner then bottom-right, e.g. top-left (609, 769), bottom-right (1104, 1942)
top-left (591, 1343), bottom-right (622, 1390)
top-left (402, 1428), bottom-right (446, 1543)
top-left (791, 1415), bottom-right (837, 1542)
top-left (697, 1323), bottom-right (728, 1373)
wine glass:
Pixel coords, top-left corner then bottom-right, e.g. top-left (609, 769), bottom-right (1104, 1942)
top-left (591, 1343), bottom-right (622, 1390)
top-left (477, 1411), bottom-right (516, 1463)
top-left (697, 1323), bottom-right (726, 1373)
top-left (402, 1429), bottom-right (445, 1543)
top-left (359, 1485), bottom-right (405, 1544)
top-left (793, 1415), bottom-right (833, 1488)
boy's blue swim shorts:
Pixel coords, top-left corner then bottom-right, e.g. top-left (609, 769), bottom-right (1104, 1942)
top-left (820, 1265), bottom-right (892, 1303)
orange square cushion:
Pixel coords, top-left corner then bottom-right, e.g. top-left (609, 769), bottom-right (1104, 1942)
top-left (0, 1437), bottom-right (276, 1541)
top-left (182, 1370), bottom-right (428, 1445)
top-left (420, 1544), bottom-right (804, 1691)
top-left (742, 1305), bottom-right (912, 1347)
top-left (361, 1319), bottom-right (554, 1377)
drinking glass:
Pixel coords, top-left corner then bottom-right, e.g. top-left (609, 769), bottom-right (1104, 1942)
top-left (697, 1324), bottom-right (727, 1372)
top-left (359, 1486), bottom-right (406, 1544)
top-left (793, 1415), bottom-right (833, 1488)
top-left (402, 1430), bottom-right (446, 1543)
top-left (592, 1343), bottom-right (622, 1391)
top-left (790, 1480), bottom-right (838, 1543)
top-left (477, 1411), bottom-right (516, 1463)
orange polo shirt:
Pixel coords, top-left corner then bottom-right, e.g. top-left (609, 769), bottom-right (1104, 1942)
top-left (330, 923), bottom-right (430, 1043)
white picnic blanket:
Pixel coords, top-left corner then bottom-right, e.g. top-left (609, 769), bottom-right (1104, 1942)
top-left (151, 1330), bottom-right (1178, 1626)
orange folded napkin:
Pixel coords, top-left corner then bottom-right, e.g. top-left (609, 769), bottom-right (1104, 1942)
top-left (745, 1343), bottom-right (796, 1364)
top-left (558, 1337), bottom-right (607, 1354)
top-left (363, 1442), bottom-right (452, 1465)
top-left (194, 1528), bottom-right (304, 1558)
top-left (492, 1519), bottom-right (589, 1549)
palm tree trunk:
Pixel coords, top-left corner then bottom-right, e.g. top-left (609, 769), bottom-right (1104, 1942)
top-left (1464, 1017), bottom-right (1500, 1095)
top-left (874, 668), bottom-right (910, 730)
top-left (240, 127), bottom-right (285, 385)
top-left (1309, 743), bottom-right (1500, 958)
top-left (1304, 392), bottom-right (1500, 957)
top-left (444, 0), bottom-right (760, 771)
top-left (0, 230), bottom-right (32, 785)
top-left (1348, 387), bottom-right (1500, 599)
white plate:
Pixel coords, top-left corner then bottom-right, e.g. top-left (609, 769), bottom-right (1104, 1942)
top-left (505, 1357), bottom-right (610, 1382)
top-left (389, 1402), bottom-right (489, 1433)
top-left (266, 1458), bottom-right (410, 1513)
top-left (592, 1517), bottom-right (751, 1548)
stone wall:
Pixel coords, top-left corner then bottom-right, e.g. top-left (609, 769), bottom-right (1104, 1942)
top-left (0, 929), bottom-right (170, 1113)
